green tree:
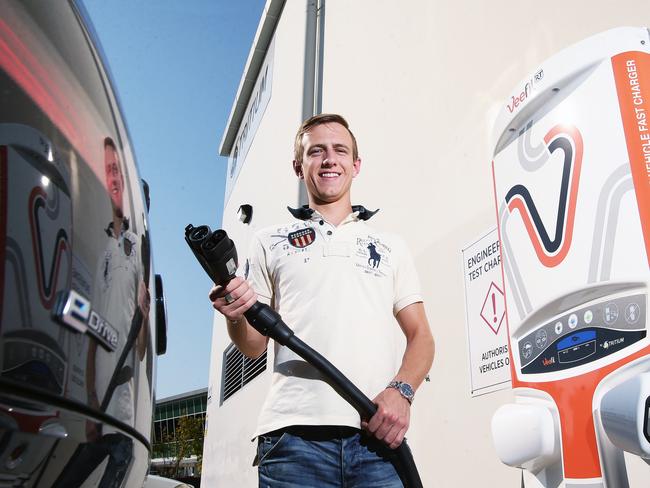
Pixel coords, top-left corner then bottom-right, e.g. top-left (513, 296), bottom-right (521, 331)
top-left (171, 414), bottom-right (205, 477)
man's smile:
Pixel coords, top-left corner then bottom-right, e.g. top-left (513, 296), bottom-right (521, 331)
top-left (319, 171), bottom-right (341, 179)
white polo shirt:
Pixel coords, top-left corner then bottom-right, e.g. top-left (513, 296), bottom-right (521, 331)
top-left (93, 221), bottom-right (141, 426)
top-left (248, 207), bottom-right (422, 437)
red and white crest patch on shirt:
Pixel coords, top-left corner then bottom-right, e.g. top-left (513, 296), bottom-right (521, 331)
top-left (288, 227), bottom-right (316, 248)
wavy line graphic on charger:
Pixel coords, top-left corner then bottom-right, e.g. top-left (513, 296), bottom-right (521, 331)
top-left (28, 184), bottom-right (71, 310)
top-left (504, 124), bottom-right (584, 268)
top-left (588, 163), bottom-right (634, 283)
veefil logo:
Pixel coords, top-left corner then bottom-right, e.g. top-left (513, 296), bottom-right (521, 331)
top-left (505, 125), bottom-right (583, 267)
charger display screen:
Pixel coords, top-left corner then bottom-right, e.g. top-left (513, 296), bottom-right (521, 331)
top-left (519, 293), bottom-right (646, 375)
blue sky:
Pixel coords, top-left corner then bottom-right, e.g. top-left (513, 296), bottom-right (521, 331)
top-left (83, 0), bottom-right (267, 399)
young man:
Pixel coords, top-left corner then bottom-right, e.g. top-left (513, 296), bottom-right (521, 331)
top-left (210, 114), bottom-right (434, 487)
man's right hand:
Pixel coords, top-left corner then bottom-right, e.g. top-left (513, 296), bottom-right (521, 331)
top-left (209, 276), bottom-right (257, 324)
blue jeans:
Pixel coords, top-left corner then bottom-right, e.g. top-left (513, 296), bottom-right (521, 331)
top-left (256, 426), bottom-right (403, 488)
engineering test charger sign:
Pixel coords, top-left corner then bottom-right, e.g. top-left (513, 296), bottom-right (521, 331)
top-left (491, 27), bottom-right (650, 487)
top-left (462, 229), bottom-right (511, 396)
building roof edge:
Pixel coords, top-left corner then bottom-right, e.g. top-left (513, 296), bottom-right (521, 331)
top-left (218, 0), bottom-right (286, 156)
top-left (157, 387), bottom-right (209, 404)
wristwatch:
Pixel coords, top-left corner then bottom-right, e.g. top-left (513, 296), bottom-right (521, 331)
top-left (386, 380), bottom-right (415, 404)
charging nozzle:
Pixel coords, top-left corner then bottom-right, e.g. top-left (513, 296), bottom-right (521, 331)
top-left (184, 224), bottom-right (238, 286)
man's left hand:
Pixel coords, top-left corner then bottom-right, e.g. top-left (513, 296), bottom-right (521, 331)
top-left (361, 387), bottom-right (410, 449)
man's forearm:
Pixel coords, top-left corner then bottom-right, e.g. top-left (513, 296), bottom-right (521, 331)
top-left (394, 302), bottom-right (435, 392)
top-left (394, 327), bottom-right (434, 390)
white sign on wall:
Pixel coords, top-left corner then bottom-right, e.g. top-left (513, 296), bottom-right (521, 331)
top-left (462, 228), bottom-right (511, 396)
top-left (225, 38), bottom-right (275, 203)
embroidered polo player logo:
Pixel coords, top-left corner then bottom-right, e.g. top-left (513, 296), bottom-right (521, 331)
top-left (288, 227), bottom-right (316, 248)
top-left (367, 243), bottom-right (381, 268)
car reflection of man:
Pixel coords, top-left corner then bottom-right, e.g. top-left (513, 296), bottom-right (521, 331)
top-left (89, 137), bottom-right (149, 424)
top-left (53, 137), bottom-right (149, 488)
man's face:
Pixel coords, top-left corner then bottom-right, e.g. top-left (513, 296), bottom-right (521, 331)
top-left (104, 145), bottom-right (124, 215)
top-left (295, 122), bottom-right (361, 205)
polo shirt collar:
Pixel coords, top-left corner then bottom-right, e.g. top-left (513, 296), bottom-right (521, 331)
top-left (104, 217), bottom-right (130, 237)
top-left (287, 205), bottom-right (379, 222)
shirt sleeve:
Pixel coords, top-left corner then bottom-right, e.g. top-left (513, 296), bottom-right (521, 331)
top-left (246, 232), bottom-right (273, 306)
top-left (393, 235), bottom-right (423, 315)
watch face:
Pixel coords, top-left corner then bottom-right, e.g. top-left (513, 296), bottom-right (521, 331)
top-left (400, 383), bottom-right (414, 398)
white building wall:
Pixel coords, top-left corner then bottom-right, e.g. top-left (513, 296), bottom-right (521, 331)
top-left (203, 1), bottom-right (650, 487)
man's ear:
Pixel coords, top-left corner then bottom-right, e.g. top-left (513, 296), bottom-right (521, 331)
top-left (293, 160), bottom-right (304, 178)
top-left (353, 158), bottom-right (362, 177)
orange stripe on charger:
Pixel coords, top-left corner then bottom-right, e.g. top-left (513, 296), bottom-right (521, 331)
top-left (612, 51), bottom-right (650, 266)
